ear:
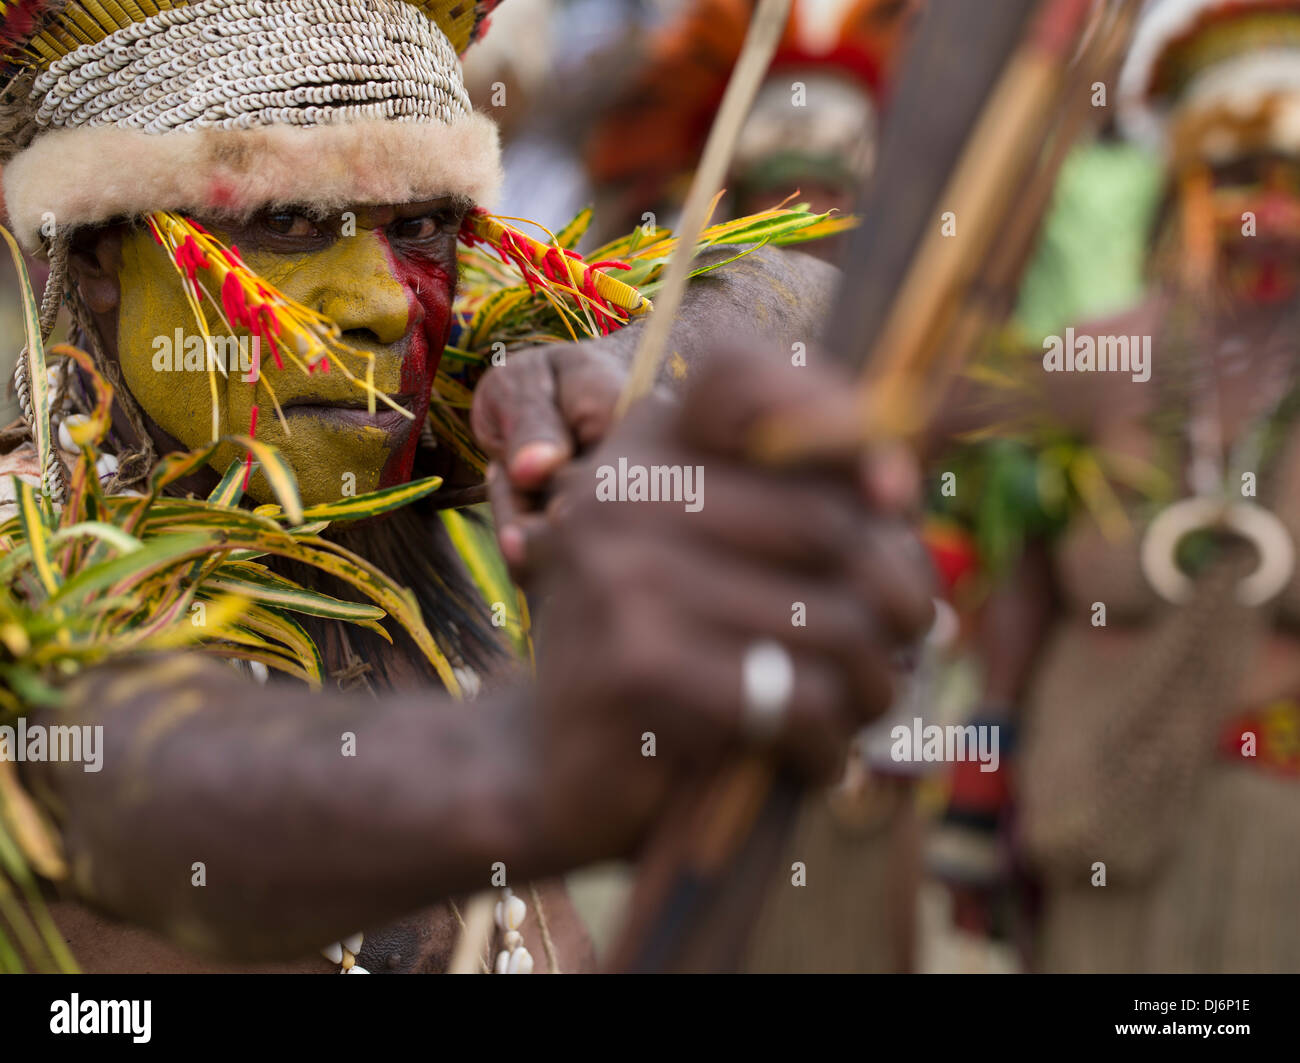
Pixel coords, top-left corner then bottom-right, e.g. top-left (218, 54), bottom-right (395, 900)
top-left (68, 225), bottom-right (126, 315)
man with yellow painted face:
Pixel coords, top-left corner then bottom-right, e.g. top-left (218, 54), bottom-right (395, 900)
top-left (83, 200), bottom-right (469, 506)
top-left (0, 0), bottom-right (933, 973)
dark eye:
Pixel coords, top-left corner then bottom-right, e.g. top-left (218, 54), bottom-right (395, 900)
top-left (263, 211), bottom-right (321, 238)
top-left (1211, 158), bottom-right (1267, 193)
top-left (392, 210), bottom-right (459, 242)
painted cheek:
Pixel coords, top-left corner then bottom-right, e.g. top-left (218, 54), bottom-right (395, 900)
top-left (377, 236), bottom-right (454, 487)
top-left (116, 232), bottom-right (224, 450)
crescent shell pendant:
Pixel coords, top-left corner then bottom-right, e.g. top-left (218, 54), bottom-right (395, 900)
top-left (1140, 497), bottom-right (1295, 607)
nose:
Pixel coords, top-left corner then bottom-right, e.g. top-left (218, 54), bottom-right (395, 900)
top-left (308, 230), bottom-right (413, 346)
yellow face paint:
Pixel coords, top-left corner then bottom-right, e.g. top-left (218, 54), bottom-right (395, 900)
top-left (115, 224), bottom-right (429, 506)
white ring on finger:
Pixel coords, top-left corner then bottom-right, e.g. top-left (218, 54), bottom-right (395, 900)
top-left (742, 639), bottom-right (795, 743)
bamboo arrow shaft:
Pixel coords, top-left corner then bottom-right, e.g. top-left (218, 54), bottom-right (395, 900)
top-left (615, 0), bottom-right (793, 413)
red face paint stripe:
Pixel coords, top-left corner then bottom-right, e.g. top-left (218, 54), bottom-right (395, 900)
top-left (375, 229), bottom-right (455, 489)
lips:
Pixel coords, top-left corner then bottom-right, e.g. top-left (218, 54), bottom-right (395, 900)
top-left (281, 393), bottom-right (419, 436)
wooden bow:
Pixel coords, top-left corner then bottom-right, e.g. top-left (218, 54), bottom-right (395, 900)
top-left (607, 0), bottom-right (1140, 972)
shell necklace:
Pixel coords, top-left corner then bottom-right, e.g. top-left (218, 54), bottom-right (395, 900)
top-left (1141, 310), bottom-right (1300, 606)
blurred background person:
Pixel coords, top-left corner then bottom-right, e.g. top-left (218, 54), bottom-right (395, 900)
top-left (462, 0), bottom-right (684, 230)
top-left (930, 0), bottom-right (1300, 972)
top-left (584, 0), bottom-right (919, 254)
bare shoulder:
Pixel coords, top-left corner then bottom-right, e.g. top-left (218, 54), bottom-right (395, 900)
top-left (685, 244), bottom-right (839, 343)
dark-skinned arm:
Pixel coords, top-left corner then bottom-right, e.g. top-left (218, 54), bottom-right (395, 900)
top-left (586, 244), bottom-right (841, 381)
top-left (20, 656), bottom-right (553, 962)
top-left (18, 345), bottom-right (931, 966)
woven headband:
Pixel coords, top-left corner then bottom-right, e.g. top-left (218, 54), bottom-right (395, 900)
top-left (0, 0), bottom-right (504, 247)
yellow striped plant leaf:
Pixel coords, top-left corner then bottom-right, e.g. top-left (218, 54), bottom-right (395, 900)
top-left (297, 475), bottom-right (444, 523)
top-left (228, 602), bottom-right (325, 685)
top-left (0, 226), bottom-right (53, 510)
top-left (52, 346), bottom-right (115, 532)
top-left (555, 207), bottom-right (593, 250)
top-left (426, 404), bottom-right (487, 475)
top-left (683, 241), bottom-right (770, 282)
top-left (46, 522), bottom-right (143, 556)
top-left (584, 222), bottom-right (673, 266)
top-left (127, 444), bottom-right (234, 533)
top-left (0, 758), bottom-right (66, 882)
top-left (0, 804), bottom-right (77, 973)
top-left (48, 533), bottom-right (213, 610)
top-left (20, 595), bottom-right (138, 641)
top-left (225, 436), bottom-right (304, 525)
top-left (139, 436), bottom-right (304, 528)
top-left (203, 643), bottom-right (316, 686)
top-left (111, 577), bottom-right (231, 652)
top-left (39, 519), bottom-right (437, 680)
top-left (208, 459), bottom-right (248, 508)
top-left (258, 535), bottom-right (459, 695)
top-left (201, 569), bottom-right (388, 624)
top-left (14, 480), bottom-right (58, 595)
top-left (0, 664), bottom-right (63, 707)
top-left (137, 501), bottom-right (290, 538)
top-left (433, 373), bottom-right (475, 409)
top-left (467, 286), bottom-right (534, 350)
top-left (440, 507), bottom-right (530, 658)
top-left (0, 872), bottom-right (34, 971)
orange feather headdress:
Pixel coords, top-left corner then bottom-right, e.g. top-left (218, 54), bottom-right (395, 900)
top-left (585, 0), bottom-right (919, 203)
